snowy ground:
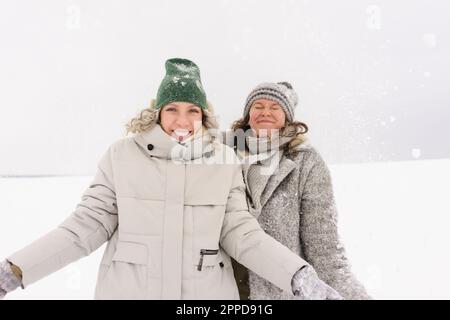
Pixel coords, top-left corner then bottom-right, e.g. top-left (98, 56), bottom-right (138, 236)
top-left (1, 158), bottom-right (449, 300)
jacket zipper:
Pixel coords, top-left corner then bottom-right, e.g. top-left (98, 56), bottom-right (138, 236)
top-left (197, 249), bottom-right (219, 271)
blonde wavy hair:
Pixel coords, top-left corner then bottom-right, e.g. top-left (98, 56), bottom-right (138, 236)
top-left (125, 99), bottom-right (219, 135)
top-left (231, 114), bottom-right (309, 154)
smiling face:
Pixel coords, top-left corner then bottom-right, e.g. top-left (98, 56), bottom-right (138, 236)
top-left (248, 99), bottom-right (286, 137)
top-left (160, 102), bottom-right (203, 142)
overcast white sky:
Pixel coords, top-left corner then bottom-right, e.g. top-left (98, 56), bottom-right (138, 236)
top-left (1, 0), bottom-right (449, 175)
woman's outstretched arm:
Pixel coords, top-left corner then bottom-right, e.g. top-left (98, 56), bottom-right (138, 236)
top-left (3, 145), bottom-right (119, 291)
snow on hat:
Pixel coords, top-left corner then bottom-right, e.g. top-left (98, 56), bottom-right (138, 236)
top-left (155, 58), bottom-right (208, 110)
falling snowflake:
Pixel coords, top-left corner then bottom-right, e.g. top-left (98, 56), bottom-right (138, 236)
top-left (366, 5), bottom-right (381, 30)
top-left (422, 33), bottom-right (437, 48)
top-left (365, 265), bottom-right (382, 291)
top-left (66, 5), bottom-right (81, 30)
top-left (412, 148), bottom-right (421, 159)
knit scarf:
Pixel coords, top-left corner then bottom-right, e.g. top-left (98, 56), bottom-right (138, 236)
top-left (242, 132), bottom-right (292, 217)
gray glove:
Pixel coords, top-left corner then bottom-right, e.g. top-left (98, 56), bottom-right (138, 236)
top-left (0, 260), bottom-right (22, 299)
top-left (292, 265), bottom-right (343, 300)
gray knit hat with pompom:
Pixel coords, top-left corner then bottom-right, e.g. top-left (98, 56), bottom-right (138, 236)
top-left (243, 81), bottom-right (298, 122)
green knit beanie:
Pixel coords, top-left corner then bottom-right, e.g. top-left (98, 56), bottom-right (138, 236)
top-left (154, 58), bottom-right (208, 110)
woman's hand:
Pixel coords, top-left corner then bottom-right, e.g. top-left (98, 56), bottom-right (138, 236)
top-left (0, 260), bottom-right (22, 299)
top-left (292, 265), bottom-right (343, 300)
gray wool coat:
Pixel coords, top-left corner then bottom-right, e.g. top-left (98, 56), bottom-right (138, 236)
top-left (226, 135), bottom-right (371, 300)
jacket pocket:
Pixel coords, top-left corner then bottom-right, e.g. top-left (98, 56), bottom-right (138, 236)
top-left (112, 241), bottom-right (148, 265)
top-left (97, 241), bottom-right (149, 299)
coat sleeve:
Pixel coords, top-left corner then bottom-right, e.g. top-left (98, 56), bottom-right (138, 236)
top-left (299, 149), bottom-right (371, 300)
top-left (6, 145), bottom-right (119, 288)
top-left (219, 163), bottom-right (309, 295)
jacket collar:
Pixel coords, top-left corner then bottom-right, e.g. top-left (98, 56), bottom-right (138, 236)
top-left (259, 155), bottom-right (298, 209)
top-left (258, 141), bottom-right (312, 209)
top-left (133, 124), bottom-right (215, 161)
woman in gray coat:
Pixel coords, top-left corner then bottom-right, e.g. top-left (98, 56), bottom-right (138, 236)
top-left (227, 82), bottom-right (371, 300)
